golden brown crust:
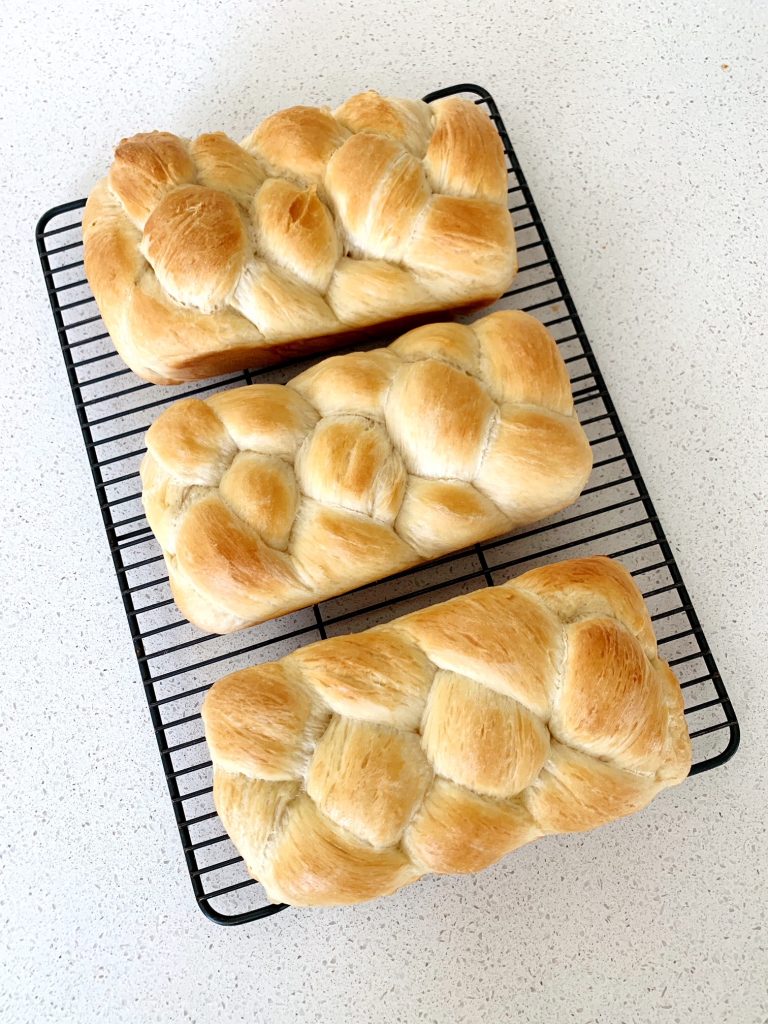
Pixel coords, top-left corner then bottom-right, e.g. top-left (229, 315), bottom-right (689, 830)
top-left (201, 556), bottom-right (692, 906)
top-left (306, 718), bottom-right (432, 848)
top-left (142, 311), bottom-right (592, 633)
top-left (400, 585), bottom-right (563, 718)
top-left (424, 97), bottom-right (509, 203)
top-left (394, 478), bottom-right (508, 558)
top-left (421, 670), bottom-right (550, 798)
top-left (384, 358), bottom-right (495, 479)
top-left (474, 407), bottom-right (593, 518)
top-left (262, 793), bottom-right (420, 906)
top-left (142, 185), bottom-right (249, 312)
top-left (553, 618), bottom-right (667, 773)
top-left (288, 501), bottom-right (416, 592)
top-left (219, 453), bottom-right (298, 551)
top-left (405, 195), bottom-right (516, 302)
top-left (202, 663), bottom-right (328, 780)
top-left (474, 310), bottom-right (575, 414)
top-left (514, 555), bottom-right (658, 657)
top-left (295, 416), bottom-right (407, 521)
top-left (403, 778), bottom-right (540, 874)
top-left (289, 629), bottom-right (435, 729)
top-left (252, 179), bottom-right (341, 293)
top-left (334, 91), bottom-right (433, 157)
top-left (108, 131), bottom-right (196, 226)
top-left (245, 106), bottom-right (350, 184)
top-left (190, 132), bottom-right (266, 204)
top-left (84, 92), bottom-right (517, 384)
top-left (525, 741), bottom-right (659, 834)
top-left (172, 495), bottom-right (308, 623)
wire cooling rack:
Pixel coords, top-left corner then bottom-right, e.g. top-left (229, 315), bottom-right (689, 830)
top-left (36, 83), bottom-right (739, 925)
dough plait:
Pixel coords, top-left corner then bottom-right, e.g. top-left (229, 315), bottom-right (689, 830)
top-left (202, 556), bottom-right (692, 907)
top-left (83, 91), bottom-right (517, 384)
top-left (141, 311), bottom-right (593, 633)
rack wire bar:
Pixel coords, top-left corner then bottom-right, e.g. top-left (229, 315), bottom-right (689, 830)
top-left (36, 83), bottom-right (739, 925)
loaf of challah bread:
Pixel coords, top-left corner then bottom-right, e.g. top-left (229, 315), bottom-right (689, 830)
top-left (202, 556), bottom-right (692, 907)
top-left (141, 311), bottom-right (593, 633)
top-left (83, 91), bottom-right (517, 384)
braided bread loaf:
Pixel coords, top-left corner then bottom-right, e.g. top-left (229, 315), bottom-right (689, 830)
top-left (202, 556), bottom-right (691, 907)
top-left (83, 91), bottom-right (516, 384)
top-left (142, 311), bottom-right (593, 634)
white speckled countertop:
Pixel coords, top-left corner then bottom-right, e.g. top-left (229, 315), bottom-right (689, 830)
top-left (1, 1), bottom-right (766, 1021)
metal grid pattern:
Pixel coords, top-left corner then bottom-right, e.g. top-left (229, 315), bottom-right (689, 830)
top-left (36, 83), bottom-right (739, 925)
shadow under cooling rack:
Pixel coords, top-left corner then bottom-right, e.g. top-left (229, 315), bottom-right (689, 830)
top-left (36, 82), bottom-right (740, 925)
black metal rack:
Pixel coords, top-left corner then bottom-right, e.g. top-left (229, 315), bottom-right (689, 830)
top-left (36, 84), bottom-right (739, 925)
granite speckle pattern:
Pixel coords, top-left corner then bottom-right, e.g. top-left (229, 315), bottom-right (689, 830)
top-left (1, 1), bottom-right (766, 1022)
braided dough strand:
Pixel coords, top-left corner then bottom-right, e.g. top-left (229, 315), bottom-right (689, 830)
top-left (202, 556), bottom-right (692, 907)
top-left (141, 310), bottom-right (593, 633)
top-left (84, 92), bottom-right (517, 384)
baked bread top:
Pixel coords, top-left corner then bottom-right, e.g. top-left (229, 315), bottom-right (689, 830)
top-left (84, 91), bottom-right (517, 383)
top-left (203, 556), bottom-right (692, 907)
top-left (141, 311), bottom-right (593, 633)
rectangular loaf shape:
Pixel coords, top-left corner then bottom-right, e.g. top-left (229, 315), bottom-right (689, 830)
top-left (141, 311), bottom-right (593, 633)
top-left (83, 91), bottom-right (517, 384)
top-left (202, 556), bottom-right (692, 907)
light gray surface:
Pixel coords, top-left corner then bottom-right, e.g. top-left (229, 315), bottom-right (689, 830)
top-left (1, 1), bottom-right (766, 1022)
